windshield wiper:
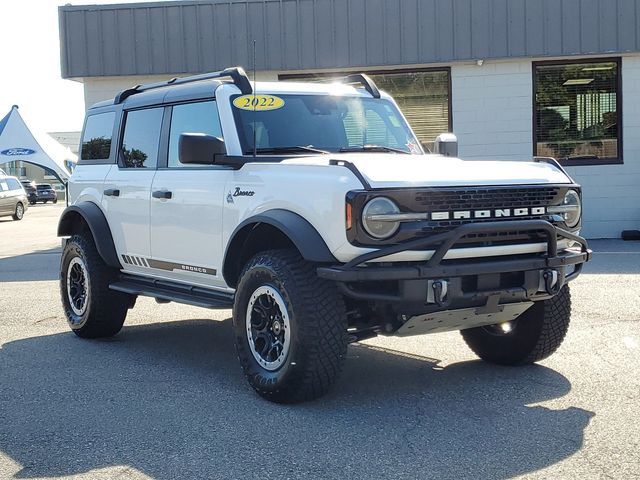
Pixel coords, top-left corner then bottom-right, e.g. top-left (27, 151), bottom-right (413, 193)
top-left (339, 145), bottom-right (410, 154)
top-left (247, 145), bottom-right (329, 155)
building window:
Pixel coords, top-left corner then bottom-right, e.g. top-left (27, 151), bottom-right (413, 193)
top-left (3, 161), bottom-right (26, 178)
top-left (279, 69), bottom-right (451, 151)
top-left (534, 58), bottom-right (622, 166)
top-left (120, 108), bottom-right (163, 168)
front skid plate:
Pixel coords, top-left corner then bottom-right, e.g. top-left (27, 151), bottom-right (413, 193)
top-left (395, 302), bottom-right (534, 337)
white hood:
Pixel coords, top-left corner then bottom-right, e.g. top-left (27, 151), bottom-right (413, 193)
top-left (282, 154), bottom-right (572, 188)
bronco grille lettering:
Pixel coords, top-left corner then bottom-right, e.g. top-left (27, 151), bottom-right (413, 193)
top-left (431, 206), bottom-right (546, 221)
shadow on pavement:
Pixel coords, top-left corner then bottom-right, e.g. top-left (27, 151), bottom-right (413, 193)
top-left (0, 319), bottom-right (593, 479)
top-left (0, 248), bottom-right (60, 282)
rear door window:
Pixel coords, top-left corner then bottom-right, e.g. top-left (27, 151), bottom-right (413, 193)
top-left (120, 108), bottom-right (163, 169)
top-left (81, 112), bottom-right (115, 161)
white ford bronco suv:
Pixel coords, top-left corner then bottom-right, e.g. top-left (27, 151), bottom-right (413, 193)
top-left (58, 67), bottom-right (591, 403)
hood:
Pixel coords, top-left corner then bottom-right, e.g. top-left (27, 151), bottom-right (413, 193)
top-left (281, 154), bottom-right (572, 188)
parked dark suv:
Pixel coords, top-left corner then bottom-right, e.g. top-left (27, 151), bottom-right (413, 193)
top-left (20, 180), bottom-right (37, 204)
top-left (34, 183), bottom-right (57, 204)
top-left (0, 176), bottom-right (28, 220)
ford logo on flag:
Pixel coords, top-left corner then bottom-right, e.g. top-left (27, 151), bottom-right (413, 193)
top-left (1, 148), bottom-right (36, 156)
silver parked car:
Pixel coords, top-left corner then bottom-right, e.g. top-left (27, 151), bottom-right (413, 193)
top-left (0, 176), bottom-right (29, 221)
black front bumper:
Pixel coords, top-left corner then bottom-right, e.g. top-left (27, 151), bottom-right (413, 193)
top-left (317, 220), bottom-right (591, 304)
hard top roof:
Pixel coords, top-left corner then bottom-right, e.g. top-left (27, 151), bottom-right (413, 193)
top-left (89, 70), bottom-right (382, 112)
top-left (89, 79), bottom-right (225, 111)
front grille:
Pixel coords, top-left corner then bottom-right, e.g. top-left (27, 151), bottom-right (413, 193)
top-left (413, 187), bottom-right (561, 211)
top-left (411, 187), bottom-right (563, 247)
top-left (347, 185), bottom-right (570, 248)
top-left (418, 216), bottom-right (547, 240)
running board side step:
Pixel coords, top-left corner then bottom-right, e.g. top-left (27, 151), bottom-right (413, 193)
top-left (109, 274), bottom-right (234, 309)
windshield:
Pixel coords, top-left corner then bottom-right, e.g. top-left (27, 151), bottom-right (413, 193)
top-left (231, 94), bottom-right (422, 155)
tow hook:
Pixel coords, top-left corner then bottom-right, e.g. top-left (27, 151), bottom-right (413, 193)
top-left (542, 269), bottom-right (561, 295)
top-left (428, 279), bottom-right (449, 307)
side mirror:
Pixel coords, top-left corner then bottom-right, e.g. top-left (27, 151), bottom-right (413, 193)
top-left (179, 133), bottom-right (226, 164)
top-left (434, 133), bottom-right (458, 157)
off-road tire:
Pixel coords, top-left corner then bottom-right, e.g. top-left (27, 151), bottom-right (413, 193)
top-left (60, 233), bottom-right (131, 338)
top-left (461, 286), bottom-right (571, 365)
top-left (233, 249), bottom-right (348, 403)
top-left (12, 203), bottom-right (24, 221)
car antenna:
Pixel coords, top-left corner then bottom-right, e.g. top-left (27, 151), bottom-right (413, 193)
top-left (252, 39), bottom-right (257, 159)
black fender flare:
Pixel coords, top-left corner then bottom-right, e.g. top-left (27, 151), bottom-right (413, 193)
top-left (223, 209), bottom-right (337, 287)
top-left (57, 201), bottom-right (122, 269)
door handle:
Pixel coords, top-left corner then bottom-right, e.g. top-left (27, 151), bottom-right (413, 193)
top-left (104, 188), bottom-right (120, 197)
top-left (152, 190), bottom-right (172, 199)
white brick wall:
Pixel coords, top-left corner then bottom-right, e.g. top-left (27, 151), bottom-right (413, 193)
top-left (452, 61), bottom-right (533, 161)
top-left (452, 56), bottom-right (640, 238)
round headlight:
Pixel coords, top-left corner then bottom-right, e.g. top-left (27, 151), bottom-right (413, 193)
top-left (362, 197), bottom-right (400, 239)
top-left (561, 189), bottom-right (582, 228)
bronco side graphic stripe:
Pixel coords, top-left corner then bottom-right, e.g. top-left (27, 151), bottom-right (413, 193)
top-left (147, 259), bottom-right (217, 276)
top-left (121, 255), bottom-right (216, 276)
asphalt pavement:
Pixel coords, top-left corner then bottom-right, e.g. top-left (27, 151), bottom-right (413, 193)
top-left (0, 204), bottom-right (638, 479)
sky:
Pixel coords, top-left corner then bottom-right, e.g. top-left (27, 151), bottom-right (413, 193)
top-left (0, 0), bottom-right (167, 134)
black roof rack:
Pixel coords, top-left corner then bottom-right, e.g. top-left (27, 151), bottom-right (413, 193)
top-left (341, 73), bottom-right (381, 98)
top-left (114, 66), bottom-right (252, 104)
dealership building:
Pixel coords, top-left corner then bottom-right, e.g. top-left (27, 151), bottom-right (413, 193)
top-left (59, 0), bottom-right (640, 238)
